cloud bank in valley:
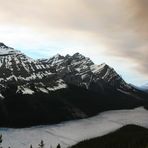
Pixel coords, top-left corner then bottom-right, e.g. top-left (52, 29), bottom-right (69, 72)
top-left (0, 0), bottom-right (147, 84)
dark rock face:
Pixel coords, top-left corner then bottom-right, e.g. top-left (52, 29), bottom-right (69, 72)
top-left (0, 44), bottom-right (131, 95)
top-left (39, 53), bottom-right (129, 91)
top-left (0, 43), bottom-right (147, 127)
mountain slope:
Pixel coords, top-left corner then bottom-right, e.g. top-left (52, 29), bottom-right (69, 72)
top-left (71, 125), bottom-right (148, 148)
top-left (0, 43), bottom-right (64, 96)
top-left (39, 53), bottom-right (130, 91)
top-left (0, 43), bottom-right (147, 127)
top-left (140, 83), bottom-right (148, 93)
top-left (0, 43), bottom-right (138, 96)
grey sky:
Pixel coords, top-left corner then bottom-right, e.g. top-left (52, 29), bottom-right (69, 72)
top-left (0, 0), bottom-right (147, 85)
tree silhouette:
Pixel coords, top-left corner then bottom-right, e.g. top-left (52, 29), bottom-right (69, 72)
top-left (0, 135), bottom-right (2, 143)
top-left (38, 140), bottom-right (44, 148)
top-left (0, 134), bottom-right (2, 148)
top-left (57, 144), bottom-right (61, 148)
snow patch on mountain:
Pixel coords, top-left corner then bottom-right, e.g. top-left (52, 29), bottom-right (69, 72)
top-left (90, 63), bottom-right (108, 74)
top-left (20, 87), bottom-right (35, 95)
top-left (0, 43), bottom-right (21, 55)
top-left (0, 93), bottom-right (4, 99)
top-left (47, 79), bottom-right (67, 91)
top-left (0, 43), bottom-right (138, 96)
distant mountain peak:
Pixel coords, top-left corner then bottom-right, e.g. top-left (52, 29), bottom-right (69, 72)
top-left (71, 53), bottom-right (94, 67)
top-left (0, 43), bottom-right (14, 50)
top-left (0, 42), bottom-right (8, 48)
top-left (38, 52), bottom-right (127, 90)
top-left (48, 54), bottom-right (65, 61)
top-left (73, 52), bottom-right (83, 57)
top-left (100, 62), bottom-right (108, 67)
top-left (53, 53), bottom-right (62, 58)
top-left (0, 43), bottom-right (18, 55)
top-left (72, 52), bottom-right (88, 60)
top-left (0, 44), bottom-right (130, 95)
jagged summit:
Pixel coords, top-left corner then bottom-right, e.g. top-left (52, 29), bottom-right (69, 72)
top-left (49, 52), bottom-right (93, 65)
top-left (0, 43), bottom-right (131, 96)
top-left (0, 42), bottom-right (9, 48)
top-left (72, 52), bottom-right (92, 61)
top-left (51, 53), bottom-right (64, 59)
top-left (0, 42), bottom-right (15, 50)
top-left (38, 52), bottom-right (127, 90)
top-left (72, 52), bottom-right (86, 58)
top-left (0, 43), bottom-right (19, 56)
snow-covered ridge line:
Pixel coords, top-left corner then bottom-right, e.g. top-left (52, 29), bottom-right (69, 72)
top-left (0, 43), bottom-right (21, 55)
top-left (0, 42), bottom-right (135, 96)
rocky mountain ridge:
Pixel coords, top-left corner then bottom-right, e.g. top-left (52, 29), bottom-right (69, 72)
top-left (0, 43), bottom-right (132, 98)
top-left (0, 42), bottom-right (147, 127)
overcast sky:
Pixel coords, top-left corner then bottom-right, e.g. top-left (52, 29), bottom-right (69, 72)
top-left (0, 0), bottom-right (148, 86)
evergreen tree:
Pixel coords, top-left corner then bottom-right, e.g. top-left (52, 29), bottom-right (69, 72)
top-left (57, 144), bottom-right (61, 148)
top-left (0, 135), bottom-right (2, 143)
top-left (38, 140), bottom-right (44, 148)
top-left (145, 144), bottom-right (148, 148)
top-left (0, 134), bottom-right (2, 148)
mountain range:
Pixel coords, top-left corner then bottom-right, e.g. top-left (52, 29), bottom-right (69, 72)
top-left (0, 42), bottom-right (147, 127)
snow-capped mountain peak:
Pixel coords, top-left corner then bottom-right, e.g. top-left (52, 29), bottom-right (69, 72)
top-left (47, 54), bottom-right (65, 66)
top-left (71, 53), bottom-right (94, 66)
top-left (0, 43), bottom-right (147, 128)
top-left (51, 54), bottom-right (64, 60)
top-left (72, 52), bottom-right (86, 59)
top-left (91, 63), bottom-right (109, 74)
top-left (0, 43), bottom-right (133, 98)
top-left (0, 42), bottom-right (8, 48)
top-left (39, 52), bottom-right (128, 90)
top-left (0, 43), bottom-right (21, 56)
top-left (0, 44), bottom-right (52, 88)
